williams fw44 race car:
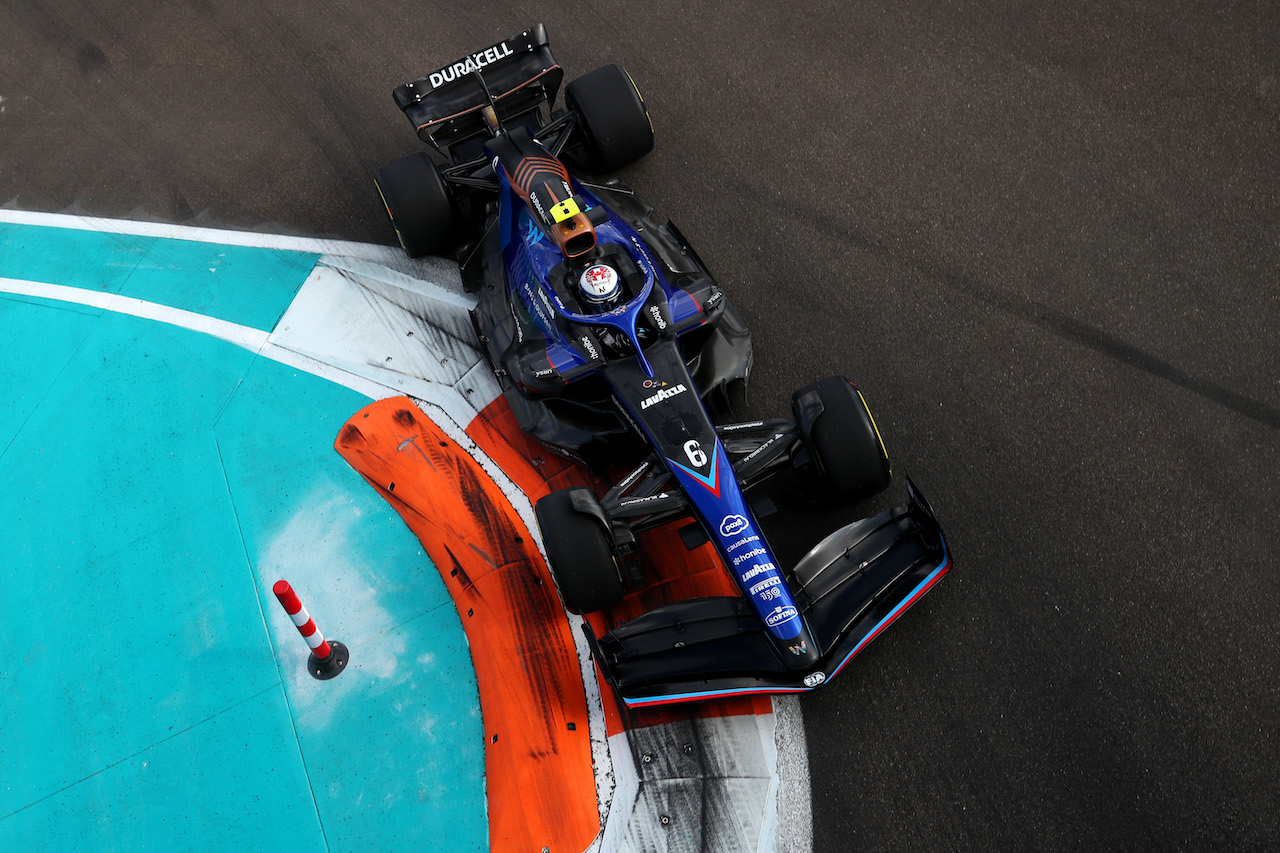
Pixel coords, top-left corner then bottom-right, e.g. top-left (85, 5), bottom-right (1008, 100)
top-left (374, 25), bottom-right (952, 707)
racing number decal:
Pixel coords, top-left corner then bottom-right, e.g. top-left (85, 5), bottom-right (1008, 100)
top-left (668, 440), bottom-right (722, 499)
top-left (683, 439), bottom-right (708, 468)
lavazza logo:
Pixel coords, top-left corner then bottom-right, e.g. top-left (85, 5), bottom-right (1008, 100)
top-left (640, 383), bottom-right (686, 409)
top-left (740, 562), bottom-right (775, 582)
top-left (429, 43), bottom-right (515, 88)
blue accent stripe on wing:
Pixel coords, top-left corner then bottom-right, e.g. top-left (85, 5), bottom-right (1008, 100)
top-left (830, 541), bottom-right (952, 678)
top-left (624, 684), bottom-right (810, 708)
top-left (666, 443), bottom-right (719, 493)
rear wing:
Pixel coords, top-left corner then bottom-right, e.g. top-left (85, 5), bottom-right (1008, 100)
top-left (393, 24), bottom-right (563, 152)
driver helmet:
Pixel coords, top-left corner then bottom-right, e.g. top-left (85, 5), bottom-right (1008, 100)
top-left (578, 263), bottom-right (622, 310)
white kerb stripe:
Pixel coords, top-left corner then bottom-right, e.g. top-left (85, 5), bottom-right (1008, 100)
top-left (0, 278), bottom-right (270, 352)
top-left (0, 208), bottom-right (406, 261)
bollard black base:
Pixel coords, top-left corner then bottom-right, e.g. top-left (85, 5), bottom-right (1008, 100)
top-left (308, 641), bottom-right (349, 680)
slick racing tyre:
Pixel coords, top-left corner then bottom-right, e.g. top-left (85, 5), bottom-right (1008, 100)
top-left (792, 376), bottom-right (892, 503)
top-left (565, 64), bottom-right (654, 172)
top-left (374, 152), bottom-right (455, 258)
top-left (535, 488), bottom-right (625, 614)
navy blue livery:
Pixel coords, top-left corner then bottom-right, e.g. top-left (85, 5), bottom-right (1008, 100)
top-left (374, 25), bottom-right (952, 707)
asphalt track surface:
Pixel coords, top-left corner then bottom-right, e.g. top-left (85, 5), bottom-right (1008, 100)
top-left (4, 1), bottom-right (1278, 850)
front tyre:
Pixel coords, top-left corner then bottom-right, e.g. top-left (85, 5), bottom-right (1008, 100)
top-left (565, 64), bottom-right (654, 172)
top-left (535, 488), bottom-right (625, 614)
top-left (792, 376), bottom-right (892, 503)
top-left (374, 152), bottom-right (455, 258)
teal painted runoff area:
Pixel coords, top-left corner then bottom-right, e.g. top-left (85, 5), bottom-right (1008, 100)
top-left (0, 222), bottom-right (317, 330)
top-left (0, 229), bottom-right (486, 851)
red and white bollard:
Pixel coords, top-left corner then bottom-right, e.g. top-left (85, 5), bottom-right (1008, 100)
top-left (273, 579), bottom-right (349, 680)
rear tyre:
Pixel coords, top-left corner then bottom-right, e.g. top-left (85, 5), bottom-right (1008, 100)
top-left (535, 488), bottom-right (625, 614)
top-left (373, 152), bottom-right (455, 258)
top-left (792, 376), bottom-right (892, 503)
top-left (565, 64), bottom-right (654, 171)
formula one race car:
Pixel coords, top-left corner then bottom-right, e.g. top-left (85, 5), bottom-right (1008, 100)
top-left (374, 25), bottom-right (951, 707)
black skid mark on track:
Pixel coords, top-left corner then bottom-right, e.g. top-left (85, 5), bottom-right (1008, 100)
top-left (77, 42), bottom-right (108, 73)
top-left (448, 455), bottom-right (532, 571)
top-left (626, 717), bottom-right (710, 851)
top-left (442, 543), bottom-right (472, 590)
top-left (496, 564), bottom-right (576, 748)
top-left (336, 423), bottom-right (367, 448)
top-left (433, 441), bottom-right (576, 743)
top-left (739, 172), bottom-right (1280, 430)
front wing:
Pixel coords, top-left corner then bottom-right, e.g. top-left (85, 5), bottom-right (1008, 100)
top-left (584, 480), bottom-right (951, 707)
